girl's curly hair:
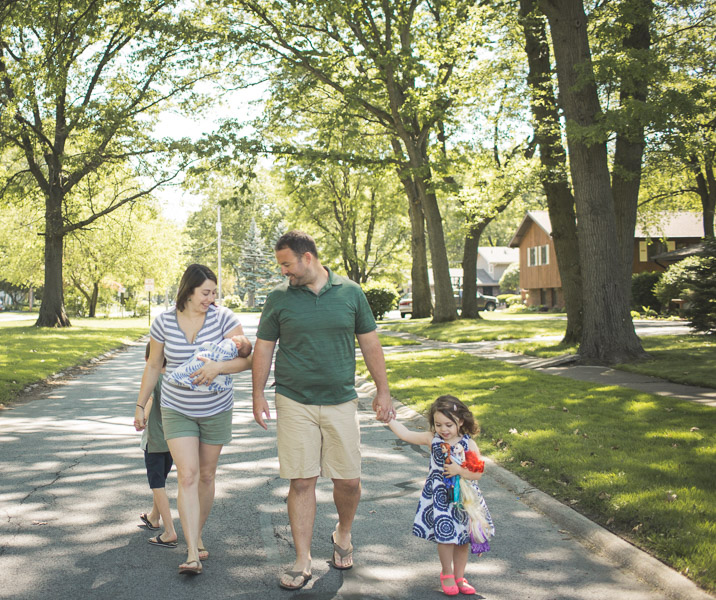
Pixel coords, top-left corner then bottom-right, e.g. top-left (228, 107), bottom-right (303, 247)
top-left (427, 394), bottom-right (479, 436)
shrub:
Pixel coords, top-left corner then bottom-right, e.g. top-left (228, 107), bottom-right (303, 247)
top-left (504, 294), bottom-right (523, 307)
top-left (654, 256), bottom-right (701, 312)
top-left (362, 281), bottom-right (400, 320)
top-left (222, 294), bottom-right (244, 309)
top-left (683, 239), bottom-right (716, 334)
top-left (499, 263), bottom-right (520, 293)
top-left (631, 271), bottom-right (661, 311)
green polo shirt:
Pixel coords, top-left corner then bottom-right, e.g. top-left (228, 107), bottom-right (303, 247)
top-left (257, 267), bottom-right (377, 405)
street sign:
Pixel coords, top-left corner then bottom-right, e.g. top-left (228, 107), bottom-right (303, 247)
top-left (144, 278), bottom-right (155, 292)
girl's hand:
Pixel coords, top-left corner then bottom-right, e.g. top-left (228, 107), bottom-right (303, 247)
top-left (191, 357), bottom-right (221, 385)
top-left (444, 461), bottom-right (463, 478)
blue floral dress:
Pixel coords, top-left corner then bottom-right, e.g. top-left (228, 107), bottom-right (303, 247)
top-left (413, 434), bottom-right (494, 554)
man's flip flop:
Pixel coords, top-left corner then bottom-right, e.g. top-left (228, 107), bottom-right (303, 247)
top-left (279, 569), bottom-right (312, 590)
top-left (330, 533), bottom-right (353, 570)
top-left (178, 560), bottom-right (202, 575)
top-left (148, 535), bottom-right (177, 548)
top-left (139, 513), bottom-right (160, 530)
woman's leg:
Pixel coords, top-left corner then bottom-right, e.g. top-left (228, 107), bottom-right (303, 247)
top-left (167, 436), bottom-right (201, 565)
top-left (196, 442), bottom-right (223, 550)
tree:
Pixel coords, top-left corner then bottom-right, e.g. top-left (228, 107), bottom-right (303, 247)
top-left (683, 239), bottom-right (716, 334)
top-left (236, 218), bottom-right (280, 306)
top-left (223, 0), bottom-right (493, 322)
top-left (0, 0), bottom-right (220, 326)
top-left (499, 262), bottom-right (520, 293)
top-left (518, 0), bottom-right (583, 343)
top-left (537, 0), bottom-right (647, 363)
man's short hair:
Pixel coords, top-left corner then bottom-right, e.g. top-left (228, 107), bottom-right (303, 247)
top-left (275, 230), bottom-right (319, 258)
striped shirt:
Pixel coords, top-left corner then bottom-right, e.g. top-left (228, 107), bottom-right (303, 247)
top-left (150, 305), bottom-right (242, 417)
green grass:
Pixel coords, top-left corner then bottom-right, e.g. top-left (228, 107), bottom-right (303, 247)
top-left (379, 314), bottom-right (566, 342)
top-left (0, 317), bottom-right (149, 406)
top-left (361, 349), bottom-right (716, 592)
top-left (503, 335), bottom-right (716, 389)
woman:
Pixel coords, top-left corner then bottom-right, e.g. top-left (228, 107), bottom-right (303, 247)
top-left (134, 264), bottom-right (252, 575)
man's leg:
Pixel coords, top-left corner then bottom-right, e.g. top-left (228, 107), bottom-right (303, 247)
top-left (331, 477), bottom-right (360, 568)
top-left (280, 476), bottom-right (318, 588)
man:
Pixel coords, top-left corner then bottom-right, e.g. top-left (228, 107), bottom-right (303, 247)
top-left (252, 230), bottom-right (393, 590)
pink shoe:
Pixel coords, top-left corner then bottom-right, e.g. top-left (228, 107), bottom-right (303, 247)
top-left (440, 573), bottom-right (459, 596)
top-left (456, 577), bottom-right (476, 595)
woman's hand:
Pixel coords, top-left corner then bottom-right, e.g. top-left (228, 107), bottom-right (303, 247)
top-left (134, 406), bottom-right (147, 431)
top-left (191, 357), bottom-right (221, 385)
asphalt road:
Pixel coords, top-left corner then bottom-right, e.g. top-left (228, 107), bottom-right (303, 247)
top-left (0, 315), bottom-right (702, 600)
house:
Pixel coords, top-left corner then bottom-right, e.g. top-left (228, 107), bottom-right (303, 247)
top-left (419, 247), bottom-right (519, 296)
top-left (508, 211), bottom-right (703, 308)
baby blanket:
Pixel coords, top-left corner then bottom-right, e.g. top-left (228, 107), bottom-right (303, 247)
top-left (166, 339), bottom-right (238, 392)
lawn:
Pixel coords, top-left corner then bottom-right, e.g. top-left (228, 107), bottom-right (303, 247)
top-left (503, 335), bottom-right (716, 389)
top-left (380, 313), bottom-right (566, 342)
top-left (360, 349), bottom-right (716, 593)
top-left (0, 317), bottom-right (149, 407)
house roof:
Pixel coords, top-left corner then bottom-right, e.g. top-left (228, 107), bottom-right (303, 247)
top-left (508, 211), bottom-right (551, 247)
top-left (651, 242), bottom-right (706, 262)
top-left (478, 246), bottom-right (519, 264)
top-left (634, 212), bottom-right (703, 239)
top-left (508, 211), bottom-right (703, 247)
top-left (475, 269), bottom-right (500, 286)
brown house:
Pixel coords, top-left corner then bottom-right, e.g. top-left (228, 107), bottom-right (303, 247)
top-left (508, 211), bottom-right (703, 308)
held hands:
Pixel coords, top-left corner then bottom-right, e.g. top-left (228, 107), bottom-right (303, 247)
top-left (372, 389), bottom-right (395, 423)
top-left (444, 461), bottom-right (464, 478)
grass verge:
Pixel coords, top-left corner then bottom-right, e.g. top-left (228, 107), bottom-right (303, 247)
top-left (503, 335), bottom-right (716, 389)
top-left (361, 349), bottom-right (716, 593)
top-left (0, 317), bottom-right (149, 407)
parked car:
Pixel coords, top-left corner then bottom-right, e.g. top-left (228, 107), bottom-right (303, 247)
top-left (456, 291), bottom-right (498, 312)
top-left (400, 291), bottom-right (497, 318)
top-left (399, 293), bottom-right (413, 318)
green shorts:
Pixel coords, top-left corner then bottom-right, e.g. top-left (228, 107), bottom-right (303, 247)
top-left (161, 407), bottom-right (233, 446)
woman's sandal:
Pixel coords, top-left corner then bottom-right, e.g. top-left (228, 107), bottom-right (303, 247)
top-left (456, 577), bottom-right (476, 595)
top-left (440, 573), bottom-right (459, 596)
top-left (279, 569), bottom-right (312, 590)
top-left (198, 546), bottom-right (209, 561)
top-left (178, 560), bottom-right (203, 576)
top-left (329, 533), bottom-right (353, 569)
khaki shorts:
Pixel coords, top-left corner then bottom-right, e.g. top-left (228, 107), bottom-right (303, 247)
top-left (275, 393), bottom-right (361, 480)
top-left (161, 407), bottom-right (232, 446)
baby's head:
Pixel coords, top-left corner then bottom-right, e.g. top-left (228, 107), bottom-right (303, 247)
top-left (145, 342), bottom-right (167, 371)
top-left (427, 395), bottom-right (478, 436)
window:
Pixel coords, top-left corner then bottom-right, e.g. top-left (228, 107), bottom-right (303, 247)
top-left (528, 244), bottom-right (550, 267)
top-left (528, 247), bottom-right (538, 266)
top-left (639, 241), bottom-right (648, 262)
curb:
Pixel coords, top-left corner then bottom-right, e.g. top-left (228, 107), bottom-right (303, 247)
top-left (356, 377), bottom-right (714, 600)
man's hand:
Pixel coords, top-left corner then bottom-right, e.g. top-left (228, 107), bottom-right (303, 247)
top-left (372, 388), bottom-right (394, 423)
top-left (253, 394), bottom-right (272, 430)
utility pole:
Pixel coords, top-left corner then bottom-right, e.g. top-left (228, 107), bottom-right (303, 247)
top-left (217, 205), bottom-right (222, 304)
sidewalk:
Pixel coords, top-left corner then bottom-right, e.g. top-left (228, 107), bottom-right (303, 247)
top-left (0, 329), bottom-right (712, 599)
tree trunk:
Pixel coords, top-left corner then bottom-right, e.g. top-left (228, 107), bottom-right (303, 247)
top-left (612, 0), bottom-right (653, 294)
top-left (400, 137), bottom-right (456, 322)
top-left (461, 222), bottom-right (487, 319)
top-left (36, 198), bottom-right (70, 327)
top-left (691, 155), bottom-right (716, 238)
top-left (541, 0), bottom-right (645, 363)
top-left (520, 0), bottom-right (583, 344)
top-left (88, 282), bottom-right (99, 318)
top-left (393, 140), bottom-right (432, 318)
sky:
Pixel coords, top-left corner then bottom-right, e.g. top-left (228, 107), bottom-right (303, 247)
top-left (153, 83), bottom-right (268, 225)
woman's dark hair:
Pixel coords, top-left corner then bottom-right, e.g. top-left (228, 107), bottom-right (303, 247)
top-left (427, 395), bottom-right (479, 436)
top-left (275, 230), bottom-right (318, 259)
top-left (175, 264), bottom-right (217, 311)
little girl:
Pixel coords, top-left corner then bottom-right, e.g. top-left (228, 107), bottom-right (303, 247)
top-left (387, 395), bottom-right (494, 596)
